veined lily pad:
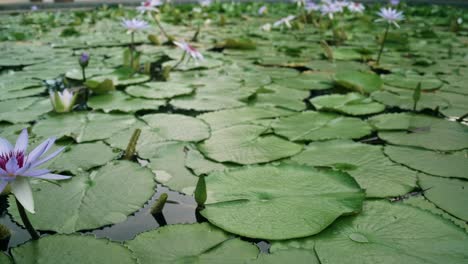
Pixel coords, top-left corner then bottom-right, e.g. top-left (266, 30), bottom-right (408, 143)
top-left (12, 235), bottom-right (135, 264)
top-left (272, 200), bottom-right (468, 264)
top-left (184, 146), bottom-right (229, 176)
top-left (310, 93), bottom-right (385, 116)
top-left (88, 91), bottom-right (165, 113)
top-left (371, 88), bottom-right (449, 111)
top-left (334, 70), bottom-right (383, 94)
top-left (418, 174), bottom-right (468, 222)
top-left (273, 72), bottom-right (333, 91)
top-left (291, 140), bottom-right (418, 197)
top-left (9, 161), bottom-right (155, 233)
top-left (126, 223), bottom-right (258, 263)
top-left (0, 97), bottom-right (50, 123)
top-left (385, 146), bottom-right (468, 180)
top-left (198, 124), bottom-right (302, 165)
top-left (382, 73), bottom-right (443, 91)
top-left (247, 249), bottom-right (319, 264)
top-left (272, 111), bottom-right (372, 141)
top-left (125, 81), bottom-right (194, 99)
top-left (253, 86), bottom-right (309, 111)
top-left (201, 163), bottom-right (365, 240)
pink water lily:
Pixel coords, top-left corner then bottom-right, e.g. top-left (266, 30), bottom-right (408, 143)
top-left (173, 40), bottom-right (204, 61)
top-left (347, 2), bottom-right (365, 13)
top-left (0, 129), bottom-right (70, 213)
top-left (137, 0), bottom-right (162, 14)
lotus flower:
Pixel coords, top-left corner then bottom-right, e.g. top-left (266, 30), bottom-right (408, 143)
top-left (137, 0), bottom-right (162, 14)
top-left (376, 7), bottom-right (404, 28)
top-left (0, 129), bottom-right (70, 213)
top-left (79, 52), bottom-right (89, 68)
top-left (199, 0), bottom-right (212, 7)
top-left (121, 19), bottom-right (149, 34)
top-left (389, 0), bottom-right (400, 5)
top-left (305, 1), bottom-right (320, 12)
top-left (273, 15), bottom-right (296, 28)
top-left (173, 40), bottom-right (204, 61)
top-left (49, 89), bottom-right (78, 113)
top-left (320, 3), bottom-right (343, 19)
top-left (258, 5), bottom-right (267, 15)
top-left (347, 2), bottom-right (365, 13)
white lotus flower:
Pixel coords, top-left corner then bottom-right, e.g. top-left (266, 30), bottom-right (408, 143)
top-left (305, 1), bottom-right (321, 12)
top-left (137, 0), bottom-right (162, 14)
top-left (273, 15), bottom-right (296, 28)
top-left (173, 40), bottom-right (204, 61)
top-left (121, 18), bottom-right (149, 34)
top-left (347, 2), bottom-right (365, 13)
top-left (258, 5), bottom-right (267, 15)
top-left (320, 3), bottom-right (343, 19)
top-left (49, 89), bottom-right (78, 113)
top-left (261, 23), bottom-right (272, 31)
top-left (376, 7), bottom-right (404, 28)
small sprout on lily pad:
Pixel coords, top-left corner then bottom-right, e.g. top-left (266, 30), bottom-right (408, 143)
top-left (194, 175), bottom-right (207, 207)
top-left (150, 193), bottom-right (168, 215)
top-left (124, 129), bottom-right (141, 161)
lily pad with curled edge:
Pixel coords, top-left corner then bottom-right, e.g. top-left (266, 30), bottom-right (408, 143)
top-left (271, 200), bottom-right (468, 264)
top-left (88, 91), bottom-right (165, 113)
top-left (369, 113), bottom-right (468, 151)
top-left (47, 141), bottom-right (118, 175)
top-left (418, 174), bottom-right (468, 222)
top-left (291, 140), bottom-right (418, 198)
top-left (198, 106), bottom-right (293, 131)
top-left (0, 97), bottom-right (51, 124)
top-left (310, 93), bottom-right (385, 116)
top-left (272, 111), bottom-right (372, 141)
top-left (382, 73), bottom-right (443, 91)
top-left (125, 81), bottom-right (194, 99)
top-left (8, 161), bottom-right (155, 233)
top-left (247, 249), bottom-right (320, 264)
top-left (11, 235), bottom-right (136, 264)
top-left (126, 223), bottom-right (258, 264)
top-left (198, 124), bottom-right (302, 165)
top-left (32, 112), bottom-right (137, 143)
top-left (200, 163), bottom-right (365, 240)
top-left (334, 70), bottom-right (383, 94)
top-left (384, 145), bottom-right (468, 180)
top-left (371, 87), bottom-right (449, 112)
top-left (0, 253), bottom-right (11, 264)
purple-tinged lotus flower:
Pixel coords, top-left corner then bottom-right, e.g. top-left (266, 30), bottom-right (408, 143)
top-left (273, 15), bottom-right (296, 28)
top-left (305, 1), bottom-right (320, 12)
top-left (334, 0), bottom-right (350, 9)
top-left (258, 5), bottom-right (267, 15)
top-left (389, 0), bottom-right (400, 6)
top-left (79, 52), bottom-right (89, 68)
top-left (320, 3), bottom-right (342, 19)
top-left (0, 129), bottom-right (70, 213)
top-left (173, 40), bottom-right (204, 61)
top-left (347, 2), bottom-right (365, 13)
top-left (137, 0), bottom-right (162, 14)
top-left (376, 7), bottom-right (404, 28)
top-left (121, 19), bottom-right (149, 34)
top-left (31, 5), bottom-right (38, 11)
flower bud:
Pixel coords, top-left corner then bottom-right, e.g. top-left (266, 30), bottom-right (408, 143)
top-left (79, 52), bottom-right (90, 68)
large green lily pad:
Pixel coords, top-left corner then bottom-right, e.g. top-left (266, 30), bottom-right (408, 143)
top-left (272, 111), bottom-right (372, 141)
top-left (371, 88), bottom-right (449, 111)
top-left (125, 81), bottom-right (194, 99)
top-left (12, 235), bottom-right (135, 264)
top-left (272, 200), bottom-right (468, 264)
top-left (247, 249), bottom-right (320, 264)
top-left (0, 253), bottom-right (11, 264)
top-left (253, 85), bottom-right (309, 111)
top-left (0, 97), bottom-right (51, 123)
top-left (88, 91), bottom-right (165, 113)
top-left (201, 163), bottom-right (365, 240)
top-left (126, 223), bottom-right (259, 264)
top-left (418, 174), bottom-right (468, 222)
top-left (385, 146), bottom-right (468, 180)
top-left (310, 93), bottom-right (386, 116)
top-left (291, 140), bottom-right (418, 197)
top-left (198, 124), bottom-right (302, 165)
top-left (382, 73), bottom-right (443, 91)
top-left (334, 70), bottom-right (383, 94)
top-left (9, 161), bottom-right (155, 233)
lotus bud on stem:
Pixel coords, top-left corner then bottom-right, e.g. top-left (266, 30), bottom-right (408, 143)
top-left (16, 197), bottom-right (40, 240)
top-left (194, 175), bottom-right (207, 208)
top-left (150, 193), bottom-right (168, 215)
top-left (124, 128), bottom-right (141, 160)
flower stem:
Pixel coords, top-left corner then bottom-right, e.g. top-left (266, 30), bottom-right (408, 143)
top-left (171, 51), bottom-right (186, 70)
top-left (151, 12), bottom-right (171, 41)
top-left (81, 66), bottom-right (86, 82)
top-left (15, 198), bottom-right (39, 241)
top-left (130, 32), bottom-right (135, 68)
top-left (376, 23), bottom-right (390, 65)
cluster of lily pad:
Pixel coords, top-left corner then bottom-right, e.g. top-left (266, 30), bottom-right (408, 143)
top-left (0, 0), bottom-right (467, 263)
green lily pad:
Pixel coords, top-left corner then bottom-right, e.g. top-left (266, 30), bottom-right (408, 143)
top-left (247, 249), bottom-right (320, 264)
top-left (371, 88), bottom-right (449, 111)
top-left (201, 163), bottom-right (365, 240)
top-left (126, 223), bottom-right (258, 263)
top-left (0, 253), bottom-right (11, 264)
top-left (198, 107), bottom-right (293, 130)
top-left (291, 140), bottom-right (418, 197)
top-left (0, 97), bottom-right (51, 123)
top-left (310, 93), bottom-right (386, 116)
top-left (418, 174), bottom-right (468, 222)
top-left (32, 112), bottom-right (137, 143)
top-left (335, 70), bottom-right (383, 94)
top-left (272, 111), bottom-right (372, 141)
top-left (88, 91), bottom-right (165, 113)
top-left (47, 141), bottom-right (118, 175)
top-left (371, 113), bottom-right (468, 151)
top-left (382, 73), bottom-right (443, 91)
top-left (385, 146), bottom-right (468, 180)
top-left (198, 124), bottom-right (302, 165)
top-left (9, 161), bottom-right (155, 233)
top-left (272, 200), bottom-right (468, 264)
top-left (273, 72), bottom-right (333, 91)
top-left (141, 113), bottom-right (210, 142)
top-left (184, 146), bottom-right (229, 176)
top-left (253, 86), bottom-right (309, 111)
top-left (12, 235), bottom-right (135, 264)
top-left (125, 81), bottom-right (194, 99)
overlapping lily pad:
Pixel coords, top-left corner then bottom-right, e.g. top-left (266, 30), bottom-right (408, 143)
top-left (247, 250), bottom-right (319, 264)
top-left (125, 81), bottom-right (194, 99)
top-left (0, 97), bottom-right (50, 123)
top-left (9, 161), bottom-right (155, 233)
top-left (272, 111), bottom-right (372, 141)
top-left (126, 223), bottom-right (259, 263)
top-left (310, 93), bottom-right (386, 116)
top-left (88, 91), bottom-right (165, 113)
top-left (334, 70), bottom-right (383, 94)
top-left (201, 163), bottom-right (365, 239)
